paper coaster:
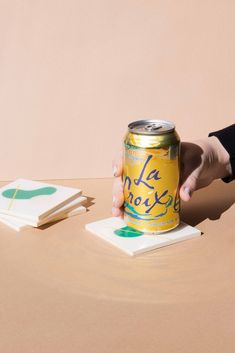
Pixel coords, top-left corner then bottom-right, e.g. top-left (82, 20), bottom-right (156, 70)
top-left (0, 206), bottom-right (87, 232)
top-left (85, 217), bottom-right (201, 256)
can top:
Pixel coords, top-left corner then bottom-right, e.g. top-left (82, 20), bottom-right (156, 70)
top-left (128, 119), bottom-right (175, 135)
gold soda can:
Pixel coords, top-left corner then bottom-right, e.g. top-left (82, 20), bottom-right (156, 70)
top-left (123, 119), bottom-right (180, 234)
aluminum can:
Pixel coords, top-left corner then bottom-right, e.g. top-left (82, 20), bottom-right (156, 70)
top-left (123, 119), bottom-right (180, 234)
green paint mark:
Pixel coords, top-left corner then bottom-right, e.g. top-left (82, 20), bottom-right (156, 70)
top-left (2, 187), bottom-right (57, 199)
top-left (166, 195), bottom-right (173, 207)
top-left (114, 226), bottom-right (144, 238)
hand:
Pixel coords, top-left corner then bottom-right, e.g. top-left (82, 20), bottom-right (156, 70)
top-left (112, 136), bottom-right (232, 217)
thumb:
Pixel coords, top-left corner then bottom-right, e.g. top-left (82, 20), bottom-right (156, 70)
top-left (180, 172), bottom-right (199, 202)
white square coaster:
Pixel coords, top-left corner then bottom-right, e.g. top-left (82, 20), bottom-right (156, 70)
top-left (0, 205), bottom-right (87, 232)
top-left (85, 217), bottom-right (201, 256)
top-left (0, 196), bottom-right (87, 229)
top-left (0, 179), bottom-right (82, 222)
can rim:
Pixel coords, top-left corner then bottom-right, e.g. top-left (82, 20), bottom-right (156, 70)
top-left (128, 119), bottom-right (175, 135)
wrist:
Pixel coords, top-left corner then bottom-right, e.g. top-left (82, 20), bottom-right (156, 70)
top-left (208, 136), bottom-right (232, 179)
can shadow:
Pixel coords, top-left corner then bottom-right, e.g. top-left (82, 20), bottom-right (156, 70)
top-left (181, 180), bottom-right (235, 227)
top-left (37, 196), bottom-right (95, 230)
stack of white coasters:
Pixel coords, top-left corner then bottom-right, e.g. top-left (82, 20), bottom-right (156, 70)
top-left (0, 179), bottom-right (87, 231)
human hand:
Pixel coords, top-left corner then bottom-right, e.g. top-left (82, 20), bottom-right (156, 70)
top-left (112, 136), bottom-right (232, 217)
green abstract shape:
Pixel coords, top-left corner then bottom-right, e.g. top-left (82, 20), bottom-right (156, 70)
top-left (2, 187), bottom-right (57, 199)
top-left (166, 195), bottom-right (173, 208)
top-left (114, 226), bottom-right (144, 238)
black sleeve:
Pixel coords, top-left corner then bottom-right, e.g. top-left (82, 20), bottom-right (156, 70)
top-left (208, 124), bottom-right (235, 183)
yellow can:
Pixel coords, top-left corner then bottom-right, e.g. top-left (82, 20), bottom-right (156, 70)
top-left (123, 119), bottom-right (180, 234)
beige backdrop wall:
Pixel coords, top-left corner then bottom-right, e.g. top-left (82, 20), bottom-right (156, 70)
top-left (0, 0), bottom-right (234, 180)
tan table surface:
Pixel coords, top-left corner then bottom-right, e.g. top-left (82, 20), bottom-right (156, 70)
top-left (0, 178), bottom-right (235, 353)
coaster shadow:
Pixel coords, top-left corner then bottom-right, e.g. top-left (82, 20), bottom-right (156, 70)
top-left (37, 196), bottom-right (95, 230)
top-left (83, 196), bottom-right (95, 208)
top-left (181, 180), bottom-right (235, 227)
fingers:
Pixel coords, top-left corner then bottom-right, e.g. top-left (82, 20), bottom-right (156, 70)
top-left (112, 150), bottom-right (123, 177)
top-left (179, 142), bottom-right (203, 202)
top-left (112, 149), bottom-right (124, 217)
top-left (112, 176), bottom-right (124, 207)
top-left (112, 206), bottom-right (124, 218)
top-left (179, 172), bottom-right (198, 202)
top-left (112, 175), bottom-right (124, 217)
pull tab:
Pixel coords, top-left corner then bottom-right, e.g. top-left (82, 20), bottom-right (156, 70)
top-left (145, 124), bottom-right (162, 131)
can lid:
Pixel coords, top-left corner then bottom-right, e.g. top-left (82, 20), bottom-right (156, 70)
top-left (128, 119), bottom-right (175, 135)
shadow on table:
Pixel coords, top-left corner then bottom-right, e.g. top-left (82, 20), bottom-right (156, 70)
top-left (181, 180), bottom-right (235, 227)
top-left (38, 196), bottom-right (95, 230)
top-left (83, 196), bottom-right (95, 208)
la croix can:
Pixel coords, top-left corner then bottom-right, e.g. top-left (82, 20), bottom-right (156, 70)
top-left (123, 119), bottom-right (180, 234)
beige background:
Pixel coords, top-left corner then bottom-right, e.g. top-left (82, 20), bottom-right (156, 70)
top-left (0, 0), bottom-right (234, 180)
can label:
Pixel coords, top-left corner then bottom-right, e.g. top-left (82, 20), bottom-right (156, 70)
top-left (123, 144), bottom-right (180, 233)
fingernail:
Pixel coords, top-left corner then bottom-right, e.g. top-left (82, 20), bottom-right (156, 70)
top-left (184, 186), bottom-right (191, 197)
top-left (112, 196), bottom-right (116, 205)
top-left (113, 165), bottom-right (117, 176)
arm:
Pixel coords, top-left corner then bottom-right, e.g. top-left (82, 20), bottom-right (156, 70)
top-left (209, 124), bottom-right (235, 182)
